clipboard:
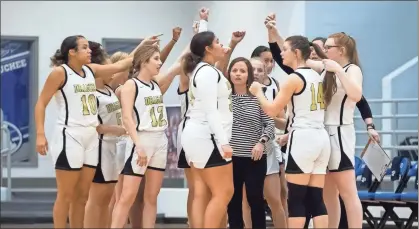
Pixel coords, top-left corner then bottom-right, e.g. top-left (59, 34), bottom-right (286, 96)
top-left (360, 138), bottom-right (392, 182)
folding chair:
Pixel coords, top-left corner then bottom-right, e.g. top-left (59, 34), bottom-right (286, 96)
top-left (399, 162), bottom-right (418, 229)
top-left (358, 156), bottom-right (411, 228)
top-left (355, 156), bottom-right (364, 177)
top-left (372, 157), bottom-right (411, 229)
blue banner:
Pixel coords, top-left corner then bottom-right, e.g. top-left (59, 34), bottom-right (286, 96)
top-left (1, 40), bottom-right (31, 163)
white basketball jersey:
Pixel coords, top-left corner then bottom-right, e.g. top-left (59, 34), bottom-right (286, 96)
top-left (55, 64), bottom-right (98, 127)
top-left (132, 78), bottom-right (168, 132)
top-left (187, 63), bottom-right (233, 133)
top-left (288, 67), bottom-right (325, 129)
top-left (324, 64), bottom-right (356, 126)
top-left (96, 85), bottom-right (122, 140)
top-left (264, 76), bottom-right (279, 102)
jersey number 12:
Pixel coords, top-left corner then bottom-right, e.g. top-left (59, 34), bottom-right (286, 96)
top-left (81, 94), bottom-right (98, 115)
top-left (310, 83), bottom-right (325, 111)
top-left (150, 106), bottom-right (167, 127)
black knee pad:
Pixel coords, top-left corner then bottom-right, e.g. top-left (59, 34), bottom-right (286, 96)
top-left (306, 186), bottom-right (327, 217)
top-left (287, 182), bottom-right (307, 217)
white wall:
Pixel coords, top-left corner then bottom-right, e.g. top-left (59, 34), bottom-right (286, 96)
top-left (1, 1), bottom-right (305, 177)
top-left (1, 1), bottom-right (200, 177)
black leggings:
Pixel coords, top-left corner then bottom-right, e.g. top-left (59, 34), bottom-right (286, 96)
top-left (227, 155), bottom-right (267, 229)
top-left (303, 195), bottom-right (348, 228)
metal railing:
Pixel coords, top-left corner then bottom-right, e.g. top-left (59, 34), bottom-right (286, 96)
top-left (354, 98), bottom-right (418, 158)
top-left (1, 121), bottom-right (23, 201)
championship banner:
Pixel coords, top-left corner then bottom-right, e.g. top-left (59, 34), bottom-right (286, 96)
top-left (1, 40), bottom-right (33, 166)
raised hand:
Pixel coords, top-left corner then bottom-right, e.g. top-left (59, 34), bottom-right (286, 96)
top-left (172, 27), bottom-right (182, 42)
top-left (199, 7), bottom-right (209, 21)
top-left (141, 34), bottom-right (162, 47)
top-left (231, 31), bottom-right (246, 44)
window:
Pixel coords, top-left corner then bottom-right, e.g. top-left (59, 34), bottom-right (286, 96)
top-left (102, 38), bottom-right (143, 56)
top-left (1, 36), bottom-right (39, 167)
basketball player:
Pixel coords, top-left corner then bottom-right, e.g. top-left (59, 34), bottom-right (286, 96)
top-left (249, 35), bottom-right (331, 228)
top-left (125, 27), bottom-right (183, 229)
top-left (181, 31), bottom-right (233, 228)
top-left (83, 42), bottom-right (129, 228)
top-left (34, 35), bottom-right (134, 228)
top-left (247, 57), bottom-right (287, 229)
top-left (306, 32), bottom-right (364, 228)
top-left (177, 8), bottom-right (210, 228)
top-left (110, 43), bottom-right (181, 228)
top-left (105, 51), bottom-right (131, 228)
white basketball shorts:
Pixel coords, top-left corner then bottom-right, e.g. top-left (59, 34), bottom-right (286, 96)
top-left (121, 131), bottom-right (168, 177)
top-left (285, 128), bottom-right (331, 175)
top-left (50, 126), bottom-right (98, 170)
top-left (326, 124), bottom-right (356, 172)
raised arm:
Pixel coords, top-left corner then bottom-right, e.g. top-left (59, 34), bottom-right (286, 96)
top-left (323, 59), bottom-right (363, 102)
top-left (250, 74), bottom-right (302, 118)
top-left (265, 14), bottom-right (285, 50)
top-left (35, 67), bottom-right (66, 154)
top-left (216, 31), bottom-right (246, 76)
top-left (160, 27), bottom-right (182, 64)
top-left (196, 67), bottom-right (229, 145)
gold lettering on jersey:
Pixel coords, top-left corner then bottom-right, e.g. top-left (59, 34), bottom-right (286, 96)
top-left (310, 82), bottom-right (325, 111)
top-left (73, 83), bottom-right (96, 93)
top-left (226, 81), bottom-right (233, 112)
top-left (144, 95), bottom-right (163, 106)
top-left (106, 101), bottom-right (121, 113)
top-left (188, 90), bottom-right (195, 107)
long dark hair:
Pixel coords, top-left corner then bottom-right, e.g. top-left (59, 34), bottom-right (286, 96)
top-left (88, 41), bottom-right (109, 65)
top-left (182, 31), bottom-right (216, 74)
top-left (285, 35), bottom-right (336, 107)
top-left (227, 57), bottom-right (255, 95)
top-left (50, 35), bottom-right (85, 67)
top-left (251, 45), bottom-right (270, 58)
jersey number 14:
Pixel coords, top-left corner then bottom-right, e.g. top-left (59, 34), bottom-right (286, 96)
top-left (310, 83), bottom-right (325, 111)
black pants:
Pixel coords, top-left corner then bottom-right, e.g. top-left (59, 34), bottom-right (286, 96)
top-left (303, 195), bottom-right (348, 228)
top-left (227, 155), bottom-right (267, 229)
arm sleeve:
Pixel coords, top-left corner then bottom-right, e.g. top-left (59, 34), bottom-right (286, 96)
top-left (260, 104), bottom-right (275, 141)
top-left (268, 42), bottom-right (294, 75)
top-left (356, 95), bottom-right (373, 119)
top-left (195, 67), bottom-right (229, 145)
top-left (198, 20), bottom-right (208, 33)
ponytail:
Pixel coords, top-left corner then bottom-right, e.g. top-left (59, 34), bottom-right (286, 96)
top-left (50, 49), bottom-right (66, 67)
top-left (308, 42), bottom-right (336, 107)
top-left (323, 72), bottom-right (337, 107)
top-left (348, 36), bottom-right (361, 69)
top-left (182, 52), bottom-right (202, 74)
top-left (310, 43), bottom-right (327, 59)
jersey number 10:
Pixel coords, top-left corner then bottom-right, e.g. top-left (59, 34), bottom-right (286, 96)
top-left (310, 83), bottom-right (325, 111)
top-left (81, 94), bottom-right (98, 115)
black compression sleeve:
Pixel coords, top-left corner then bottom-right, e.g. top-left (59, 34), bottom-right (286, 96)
top-left (356, 95), bottom-right (373, 120)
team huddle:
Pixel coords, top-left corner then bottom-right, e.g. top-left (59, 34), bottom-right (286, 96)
top-left (35, 7), bottom-right (379, 229)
